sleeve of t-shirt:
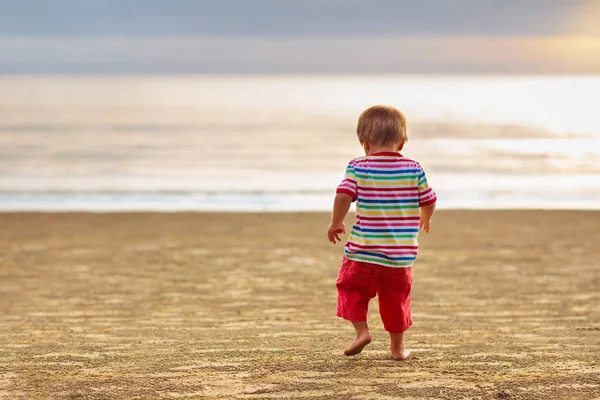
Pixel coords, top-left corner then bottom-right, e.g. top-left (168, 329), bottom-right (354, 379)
top-left (417, 165), bottom-right (437, 206)
top-left (336, 161), bottom-right (358, 202)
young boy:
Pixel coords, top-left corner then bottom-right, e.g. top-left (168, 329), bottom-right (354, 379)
top-left (327, 105), bottom-right (437, 361)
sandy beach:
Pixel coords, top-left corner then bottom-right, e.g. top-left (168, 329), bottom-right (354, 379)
top-left (1, 211), bottom-right (599, 399)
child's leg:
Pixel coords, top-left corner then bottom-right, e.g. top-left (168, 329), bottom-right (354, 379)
top-left (345, 321), bottom-right (372, 356)
top-left (377, 267), bottom-right (413, 361)
top-left (336, 257), bottom-right (379, 356)
top-left (389, 331), bottom-right (410, 361)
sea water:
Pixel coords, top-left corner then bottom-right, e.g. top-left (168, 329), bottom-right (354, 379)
top-left (1, 75), bottom-right (599, 211)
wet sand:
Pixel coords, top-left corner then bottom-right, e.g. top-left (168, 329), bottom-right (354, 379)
top-left (1, 211), bottom-right (599, 399)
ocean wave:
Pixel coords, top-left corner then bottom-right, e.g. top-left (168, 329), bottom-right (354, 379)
top-left (0, 121), bottom-right (592, 139)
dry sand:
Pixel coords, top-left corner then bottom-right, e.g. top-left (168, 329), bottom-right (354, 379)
top-left (1, 211), bottom-right (599, 400)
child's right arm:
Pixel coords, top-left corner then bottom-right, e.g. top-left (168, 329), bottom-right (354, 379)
top-left (420, 203), bottom-right (436, 233)
top-left (417, 163), bottom-right (437, 233)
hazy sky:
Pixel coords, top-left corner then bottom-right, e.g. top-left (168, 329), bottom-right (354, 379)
top-left (1, 0), bottom-right (599, 73)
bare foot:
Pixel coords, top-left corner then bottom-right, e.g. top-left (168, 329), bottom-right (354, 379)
top-left (389, 331), bottom-right (410, 360)
top-left (344, 332), bottom-right (372, 356)
top-left (391, 348), bottom-right (410, 361)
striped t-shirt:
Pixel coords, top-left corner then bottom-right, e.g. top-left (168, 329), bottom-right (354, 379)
top-left (336, 151), bottom-right (437, 268)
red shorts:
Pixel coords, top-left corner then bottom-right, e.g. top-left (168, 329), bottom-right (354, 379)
top-left (336, 256), bottom-right (413, 333)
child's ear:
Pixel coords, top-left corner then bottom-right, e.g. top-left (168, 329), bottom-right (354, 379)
top-left (397, 142), bottom-right (405, 151)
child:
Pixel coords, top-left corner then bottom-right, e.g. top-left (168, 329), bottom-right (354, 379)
top-left (327, 105), bottom-right (437, 360)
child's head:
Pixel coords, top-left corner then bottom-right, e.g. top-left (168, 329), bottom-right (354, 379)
top-left (357, 105), bottom-right (407, 153)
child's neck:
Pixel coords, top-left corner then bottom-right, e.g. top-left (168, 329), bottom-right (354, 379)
top-left (365, 145), bottom-right (400, 156)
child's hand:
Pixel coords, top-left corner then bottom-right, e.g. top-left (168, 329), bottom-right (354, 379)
top-left (327, 222), bottom-right (347, 244)
top-left (420, 219), bottom-right (431, 233)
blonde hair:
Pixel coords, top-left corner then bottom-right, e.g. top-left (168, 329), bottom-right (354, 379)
top-left (357, 105), bottom-right (408, 146)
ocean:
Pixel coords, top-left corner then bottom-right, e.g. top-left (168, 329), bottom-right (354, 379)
top-left (1, 75), bottom-right (599, 211)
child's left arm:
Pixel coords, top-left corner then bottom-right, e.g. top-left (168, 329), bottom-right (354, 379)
top-left (328, 193), bottom-right (352, 244)
top-left (328, 161), bottom-right (358, 244)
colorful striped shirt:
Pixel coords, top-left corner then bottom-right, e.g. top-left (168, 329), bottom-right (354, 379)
top-left (336, 151), bottom-right (437, 268)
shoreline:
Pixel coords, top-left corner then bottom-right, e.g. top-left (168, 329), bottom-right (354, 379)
top-left (2, 208), bottom-right (600, 213)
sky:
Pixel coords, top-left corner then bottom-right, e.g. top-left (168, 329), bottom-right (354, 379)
top-left (0, 0), bottom-right (599, 74)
